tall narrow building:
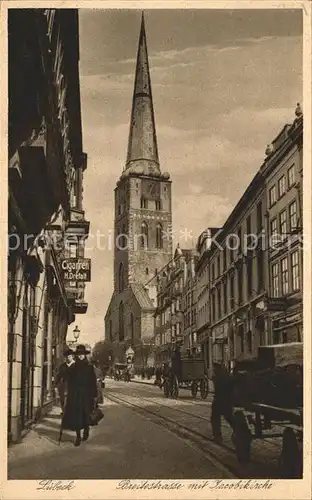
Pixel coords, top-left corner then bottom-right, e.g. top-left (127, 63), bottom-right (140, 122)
top-left (104, 14), bottom-right (172, 364)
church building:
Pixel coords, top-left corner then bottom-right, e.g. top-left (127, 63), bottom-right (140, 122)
top-left (104, 14), bottom-right (172, 365)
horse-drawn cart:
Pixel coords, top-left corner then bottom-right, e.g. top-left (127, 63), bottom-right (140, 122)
top-left (164, 357), bottom-right (209, 400)
top-left (231, 342), bottom-right (303, 478)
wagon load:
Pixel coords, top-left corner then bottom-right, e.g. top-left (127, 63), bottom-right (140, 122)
top-left (233, 342), bottom-right (303, 409)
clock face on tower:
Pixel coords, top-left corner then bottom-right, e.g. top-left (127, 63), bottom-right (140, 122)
top-left (143, 179), bottom-right (160, 200)
top-left (147, 182), bottom-right (157, 197)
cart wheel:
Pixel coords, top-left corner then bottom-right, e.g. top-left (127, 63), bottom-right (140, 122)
top-left (171, 375), bottom-right (179, 399)
top-left (191, 381), bottom-right (198, 398)
top-left (200, 376), bottom-right (209, 399)
top-left (163, 379), bottom-right (170, 398)
top-left (279, 427), bottom-right (302, 479)
top-left (232, 410), bottom-right (252, 464)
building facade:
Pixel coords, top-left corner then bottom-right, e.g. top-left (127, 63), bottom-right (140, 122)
top-left (195, 228), bottom-right (220, 373)
top-left (8, 9), bottom-right (89, 442)
top-left (104, 14), bottom-right (172, 367)
top-left (194, 105), bottom-right (303, 369)
top-left (154, 245), bottom-right (198, 364)
top-left (263, 105), bottom-right (303, 344)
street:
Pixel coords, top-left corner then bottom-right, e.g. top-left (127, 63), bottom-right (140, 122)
top-left (8, 379), bottom-right (282, 480)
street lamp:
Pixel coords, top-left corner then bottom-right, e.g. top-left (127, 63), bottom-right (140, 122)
top-left (73, 325), bottom-right (80, 343)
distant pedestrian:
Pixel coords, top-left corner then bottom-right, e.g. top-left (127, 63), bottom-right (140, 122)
top-left (93, 361), bottom-right (104, 404)
top-left (55, 347), bottom-right (75, 415)
top-left (211, 363), bottom-right (235, 443)
top-left (61, 344), bottom-right (98, 447)
top-left (171, 346), bottom-right (182, 382)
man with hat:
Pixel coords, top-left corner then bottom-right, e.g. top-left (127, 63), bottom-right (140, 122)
top-left (55, 347), bottom-right (75, 415)
top-left (61, 344), bottom-right (98, 447)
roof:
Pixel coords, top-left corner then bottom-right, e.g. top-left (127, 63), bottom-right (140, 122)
top-left (130, 283), bottom-right (155, 310)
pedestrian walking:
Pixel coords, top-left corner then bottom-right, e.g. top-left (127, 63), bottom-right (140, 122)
top-left (93, 361), bottom-right (104, 404)
top-left (61, 344), bottom-right (98, 447)
top-left (55, 347), bottom-right (75, 415)
top-left (210, 362), bottom-right (235, 443)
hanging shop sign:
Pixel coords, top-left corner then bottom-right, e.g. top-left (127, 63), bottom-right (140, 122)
top-left (61, 258), bottom-right (91, 282)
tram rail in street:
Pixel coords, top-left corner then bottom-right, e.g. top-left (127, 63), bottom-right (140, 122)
top-left (105, 388), bottom-right (281, 479)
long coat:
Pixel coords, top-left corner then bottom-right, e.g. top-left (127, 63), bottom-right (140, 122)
top-left (61, 359), bottom-right (97, 431)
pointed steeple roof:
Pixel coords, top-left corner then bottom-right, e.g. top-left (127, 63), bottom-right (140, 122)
top-left (124, 13), bottom-right (160, 177)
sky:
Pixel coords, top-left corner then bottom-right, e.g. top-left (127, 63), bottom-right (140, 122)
top-left (75, 8), bottom-right (302, 346)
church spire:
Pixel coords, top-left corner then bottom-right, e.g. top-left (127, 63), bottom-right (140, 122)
top-left (124, 12), bottom-right (160, 177)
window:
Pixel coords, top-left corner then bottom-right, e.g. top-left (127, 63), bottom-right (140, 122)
top-left (270, 218), bottom-right (277, 239)
top-left (278, 175), bottom-right (286, 198)
top-left (155, 200), bottom-right (162, 210)
top-left (230, 276), bottom-right (235, 310)
top-left (237, 227), bottom-right (242, 254)
top-left (109, 320), bottom-right (113, 342)
top-left (156, 223), bottom-right (163, 249)
top-left (140, 222), bottom-right (148, 248)
top-left (145, 267), bottom-right (149, 275)
top-left (69, 243), bottom-right (76, 258)
top-left (291, 251), bottom-right (300, 291)
top-left (269, 186), bottom-right (277, 207)
top-left (223, 281), bottom-right (228, 315)
top-left (279, 210), bottom-right (287, 237)
top-left (217, 287), bottom-right (221, 319)
top-left (119, 301), bottom-right (124, 341)
top-left (140, 197), bottom-right (147, 209)
top-left (118, 263), bottom-right (124, 292)
top-left (246, 215), bottom-right (251, 235)
top-left (247, 258), bottom-right (253, 298)
top-left (257, 201), bottom-right (263, 233)
top-left (281, 257), bottom-right (289, 295)
top-left (223, 248), bottom-right (227, 272)
top-left (211, 293), bottom-right (215, 322)
top-left (289, 201), bottom-right (297, 231)
top-left (246, 215), bottom-right (251, 253)
top-left (130, 313), bottom-right (134, 341)
top-left (247, 330), bottom-right (252, 352)
top-left (288, 164), bottom-right (295, 187)
top-left (257, 250), bottom-right (264, 292)
top-left (238, 265), bottom-right (243, 304)
top-left (211, 263), bottom-right (215, 282)
top-left (238, 324), bottom-right (244, 354)
top-left (272, 263), bottom-right (279, 298)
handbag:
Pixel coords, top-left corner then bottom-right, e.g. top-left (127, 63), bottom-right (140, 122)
top-left (89, 406), bottom-right (104, 426)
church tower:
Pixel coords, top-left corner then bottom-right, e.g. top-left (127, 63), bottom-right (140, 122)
top-left (105, 14), bottom-right (172, 359)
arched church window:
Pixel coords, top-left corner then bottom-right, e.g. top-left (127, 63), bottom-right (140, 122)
top-left (130, 313), bottom-right (134, 341)
top-left (119, 301), bottom-right (124, 341)
top-left (119, 262), bottom-right (124, 292)
top-left (141, 222), bottom-right (148, 249)
top-left (156, 223), bottom-right (163, 249)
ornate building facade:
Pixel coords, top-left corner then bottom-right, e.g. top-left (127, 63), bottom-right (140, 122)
top-left (104, 14), bottom-right (172, 366)
top-left (194, 105), bottom-right (303, 369)
top-left (8, 9), bottom-right (89, 442)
